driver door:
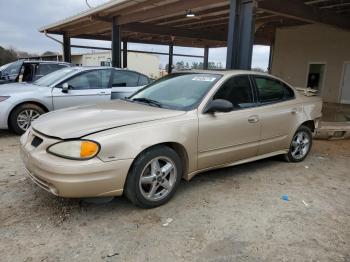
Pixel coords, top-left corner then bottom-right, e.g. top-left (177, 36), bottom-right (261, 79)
top-left (197, 75), bottom-right (261, 170)
top-left (52, 69), bottom-right (112, 110)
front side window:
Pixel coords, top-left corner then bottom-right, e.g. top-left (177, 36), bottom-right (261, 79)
top-left (130, 73), bottom-right (222, 110)
top-left (65, 70), bottom-right (111, 90)
top-left (213, 75), bottom-right (254, 109)
top-left (112, 70), bottom-right (139, 87)
top-left (254, 76), bottom-right (294, 103)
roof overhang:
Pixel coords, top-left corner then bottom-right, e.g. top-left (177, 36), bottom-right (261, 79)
top-left (40, 0), bottom-right (350, 48)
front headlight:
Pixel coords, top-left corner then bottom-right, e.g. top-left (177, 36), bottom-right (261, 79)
top-left (47, 140), bottom-right (100, 160)
top-left (0, 96), bottom-right (10, 102)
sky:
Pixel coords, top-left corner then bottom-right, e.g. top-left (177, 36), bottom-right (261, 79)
top-left (0, 0), bottom-right (270, 69)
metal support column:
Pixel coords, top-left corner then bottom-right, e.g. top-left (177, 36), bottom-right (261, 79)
top-left (62, 33), bottom-right (71, 63)
top-left (268, 44), bottom-right (274, 74)
top-left (111, 17), bottom-right (121, 68)
top-left (226, 0), bottom-right (255, 70)
top-left (203, 46), bottom-right (209, 69)
top-left (122, 41), bottom-right (128, 68)
top-left (168, 42), bottom-right (174, 74)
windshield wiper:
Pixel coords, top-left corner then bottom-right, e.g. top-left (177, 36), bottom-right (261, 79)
top-left (132, 97), bottom-right (162, 108)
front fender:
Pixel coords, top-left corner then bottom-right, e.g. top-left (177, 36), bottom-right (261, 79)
top-left (86, 111), bottom-right (199, 174)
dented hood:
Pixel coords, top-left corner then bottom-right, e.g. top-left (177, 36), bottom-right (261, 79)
top-left (32, 100), bottom-right (185, 139)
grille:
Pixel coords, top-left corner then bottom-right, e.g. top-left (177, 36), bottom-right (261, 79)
top-left (31, 136), bottom-right (43, 148)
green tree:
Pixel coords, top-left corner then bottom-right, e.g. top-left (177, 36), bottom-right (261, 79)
top-left (0, 46), bottom-right (18, 66)
top-left (42, 51), bottom-right (58, 56)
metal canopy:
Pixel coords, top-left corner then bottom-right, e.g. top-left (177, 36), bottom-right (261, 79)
top-left (40, 0), bottom-right (350, 48)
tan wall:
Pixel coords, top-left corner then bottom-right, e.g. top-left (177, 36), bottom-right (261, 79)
top-left (72, 51), bottom-right (160, 78)
top-left (272, 24), bottom-right (350, 103)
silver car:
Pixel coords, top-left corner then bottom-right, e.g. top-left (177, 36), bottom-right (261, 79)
top-left (0, 67), bottom-right (150, 134)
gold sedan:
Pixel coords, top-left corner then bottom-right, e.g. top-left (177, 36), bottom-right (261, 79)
top-left (20, 70), bottom-right (322, 208)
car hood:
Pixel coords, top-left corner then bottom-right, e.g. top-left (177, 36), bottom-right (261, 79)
top-left (32, 100), bottom-right (186, 139)
top-left (0, 82), bottom-right (41, 95)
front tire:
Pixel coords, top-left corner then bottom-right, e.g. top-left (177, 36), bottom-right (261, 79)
top-left (285, 126), bottom-right (312, 162)
top-left (124, 146), bottom-right (183, 208)
top-left (9, 103), bottom-right (45, 135)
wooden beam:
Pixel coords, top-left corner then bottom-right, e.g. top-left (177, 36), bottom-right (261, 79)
top-left (67, 22), bottom-right (111, 37)
top-left (104, 0), bottom-right (164, 17)
top-left (192, 21), bottom-right (229, 29)
top-left (122, 22), bottom-right (226, 42)
top-left (147, 5), bottom-right (230, 25)
top-left (116, 0), bottom-right (227, 25)
top-left (258, 0), bottom-right (350, 30)
top-left (89, 15), bottom-right (112, 23)
top-left (172, 14), bottom-right (230, 28)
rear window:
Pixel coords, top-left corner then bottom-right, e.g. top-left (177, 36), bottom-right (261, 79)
top-left (37, 64), bottom-right (57, 75)
top-left (112, 70), bottom-right (140, 87)
top-left (138, 75), bottom-right (149, 86)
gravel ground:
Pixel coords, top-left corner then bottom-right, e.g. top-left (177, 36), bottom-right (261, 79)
top-left (0, 130), bottom-right (349, 262)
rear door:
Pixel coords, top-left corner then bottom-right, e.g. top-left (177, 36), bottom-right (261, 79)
top-left (251, 75), bottom-right (299, 155)
top-left (197, 75), bottom-right (261, 170)
top-left (111, 70), bottom-right (146, 99)
top-left (52, 69), bottom-right (112, 110)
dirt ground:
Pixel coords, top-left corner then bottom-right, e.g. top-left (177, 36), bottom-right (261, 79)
top-left (0, 130), bottom-right (349, 262)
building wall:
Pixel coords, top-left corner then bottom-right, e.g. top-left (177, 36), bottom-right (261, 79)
top-left (71, 55), bottom-right (83, 66)
top-left (72, 51), bottom-right (160, 78)
top-left (272, 24), bottom-right (350, 103)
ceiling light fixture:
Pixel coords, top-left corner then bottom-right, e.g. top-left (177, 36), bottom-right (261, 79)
top-left (186, 9), bottom-right (195, 17)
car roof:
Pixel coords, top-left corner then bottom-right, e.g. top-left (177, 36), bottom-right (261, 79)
top-left (21, 60), bottom-right (71, 65)
top-left (69, 66), bottom-right (148, 75)
top-left (176, 69), bottom-right (271, 77)
top-left (174, 69), bottom-right (296, 88)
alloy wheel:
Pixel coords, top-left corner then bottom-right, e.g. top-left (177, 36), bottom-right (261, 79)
top-left (291, 130), bottom-right (311, 160)
top-left (17, 109), bottom-right (41, 131)
top-left (139, 156), bottom-right (177, 202)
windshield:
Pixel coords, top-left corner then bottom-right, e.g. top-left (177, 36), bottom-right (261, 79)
top-left (130, 73), bottom-right (222, 110)
top-left (34, 68), bottom-right (79, 87)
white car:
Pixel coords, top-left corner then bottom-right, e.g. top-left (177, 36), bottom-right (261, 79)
top-left (0, 67), bottom-right (150, 134)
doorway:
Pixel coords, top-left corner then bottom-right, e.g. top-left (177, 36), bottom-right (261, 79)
top-left (340, 62), bottom-right (350, 104)
top-left (306, 63), bottom-right (326, 94)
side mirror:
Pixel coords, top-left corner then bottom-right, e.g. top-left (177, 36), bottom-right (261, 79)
top-left (204, 99), bottom-right (233, 114)
top-left (61, 83), bottom-right (70, 93)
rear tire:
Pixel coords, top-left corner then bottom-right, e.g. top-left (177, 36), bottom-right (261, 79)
top-left (9, 103), bottom-right (45, 135)
top-left (284, 126), bottom-right (312, 162)
top-left (124, 146), bottom-right (183, 208)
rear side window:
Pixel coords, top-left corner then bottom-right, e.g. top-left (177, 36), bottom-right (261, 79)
top-left (213, 75), bottom-right (254, 109)
top-left (254, 76), bottom-right (294, 103)
top-left (138, 74), bottom-right (149, 86)
top-left (111, 70), bottom-right (139, 87)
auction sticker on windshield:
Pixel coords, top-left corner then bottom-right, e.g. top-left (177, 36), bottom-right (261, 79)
top-left (192, 76), bottom-right (217, 82)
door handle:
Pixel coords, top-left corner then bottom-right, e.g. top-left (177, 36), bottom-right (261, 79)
top-left (248, 115), bottom-right (259, 123)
